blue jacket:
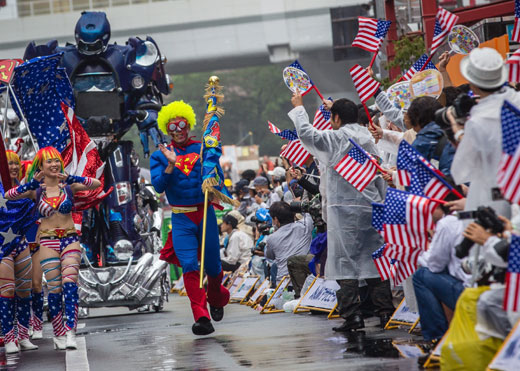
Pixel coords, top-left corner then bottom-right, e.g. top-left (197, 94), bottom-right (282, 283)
top-left (150, 141), bottom-right (205, 206)
top-left (412, 121), bottom-right (454, 176)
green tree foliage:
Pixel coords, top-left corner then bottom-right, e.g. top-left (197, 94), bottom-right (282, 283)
top-left (381, 35), bottom-right (426, 88)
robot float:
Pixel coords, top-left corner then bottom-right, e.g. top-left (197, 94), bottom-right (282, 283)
top-left (1, 11), bottom-right (172, 312)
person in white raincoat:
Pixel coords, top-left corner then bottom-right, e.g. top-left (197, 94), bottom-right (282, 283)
top-left (288, 92), bottom-right (394, 331)
top-left (451, 47), bottom-right (519, 219)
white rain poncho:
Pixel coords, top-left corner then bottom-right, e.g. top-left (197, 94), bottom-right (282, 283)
top-left (289, 106), bottom-right (386, 280)
top-left (451, 87), bottom-right (520, 218)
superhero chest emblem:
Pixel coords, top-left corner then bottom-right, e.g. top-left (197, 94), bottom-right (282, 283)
top-left (175, 153), bottom-right (200, 176)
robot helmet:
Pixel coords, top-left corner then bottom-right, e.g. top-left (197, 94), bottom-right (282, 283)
top-left (75, 11), bottom-right (111, 55)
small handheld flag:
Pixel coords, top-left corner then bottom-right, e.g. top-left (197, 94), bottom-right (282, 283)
top-left (403, 54), bottom-right (438, 81)
top-left (497, 100), bottom-right (520, 204)
top-left (431, 7), bottom-right (459, 55)
top-left (352, 17), bottom-right (391, 53)
top-left (512, 0), bottom-right (520, 43)
top-left (349, 64), bottom-right (380, 104)
top-left (334, 139), bottom-right (378, 192)
top-left (504, 234), bottom-right (520, 312)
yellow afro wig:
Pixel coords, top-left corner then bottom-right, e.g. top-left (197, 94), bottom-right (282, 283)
top-left (157, 100), bottom-right (197, 135)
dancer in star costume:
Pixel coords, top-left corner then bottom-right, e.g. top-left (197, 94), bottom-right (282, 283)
top-left (5, 151), bottom-right (45, 341)
top-left (0, 151), bottom-right (38, 353)
top-left (151, 101), bottom-right (230, 335)
top-left (5, 147), bottom-right (101, 350)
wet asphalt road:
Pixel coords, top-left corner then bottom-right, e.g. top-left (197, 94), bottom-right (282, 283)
top-left (1, 295), bottom-right (425, 370)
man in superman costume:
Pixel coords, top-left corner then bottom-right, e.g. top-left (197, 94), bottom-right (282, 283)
top-left (150, 101), bottom-right (229, 335)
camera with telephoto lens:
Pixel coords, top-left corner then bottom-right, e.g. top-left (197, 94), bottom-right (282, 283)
top-left (435, 93), bottom-right (478, 141)
top-left (251, 208), bottom-right (272, 236)
top-left (289, 194), bottom-right (325, 233)
top-left (455, 206), bottom-right (504, 259)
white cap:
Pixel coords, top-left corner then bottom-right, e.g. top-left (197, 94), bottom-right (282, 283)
top-left (460, 47), bottom-right (507, 89)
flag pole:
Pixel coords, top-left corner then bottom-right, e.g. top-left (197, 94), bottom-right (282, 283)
top-left (369, 50), bottom-right (378, 69)
top-left (302, 85), bottom-right (324, 101)
top-left (199, 189), bottom-right (209, 289)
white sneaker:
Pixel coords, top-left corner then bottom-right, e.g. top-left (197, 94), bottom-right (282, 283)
top-left (19, 339), bottom-right (38, 351)
top-left (5, 341), bottom-right (20, 354)
top-left (53, 336), bottom-right (67, 350)
top-left (31, 330), bottom-right (43, 340)
top-left (66, 331), bottom-right (77, 350)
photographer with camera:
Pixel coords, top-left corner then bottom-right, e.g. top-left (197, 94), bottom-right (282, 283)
top-left (265, 201), bottom-right (313, 285)
top-left (220, 211), bottom-right (253, 272)
top-left (450, 47), bottom-right (520, 218)
top-left (289, 92), bottom-right (394, 331)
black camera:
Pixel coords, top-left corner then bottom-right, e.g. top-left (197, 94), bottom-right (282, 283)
top-left (455, 206), bottom-right (504, 259)
top-left (250, 216), bottom-right (272, 236)
top-left (435, 93), bottom-right (477, 141)
top-left (290, 194), bottom-right (326, 233)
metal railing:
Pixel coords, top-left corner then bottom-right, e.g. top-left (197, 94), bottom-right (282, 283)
top-left (16, 0), bottom-right (171, 18)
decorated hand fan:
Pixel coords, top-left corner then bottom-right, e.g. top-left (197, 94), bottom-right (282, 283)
top-left (283, 66), bottom-right (313, 95)
top-left (387, 81), bottom-right (413, 111)
top-left (448, 25), bottom-right (479, 55)
top-left (409, 69), bottom-right (444, 100)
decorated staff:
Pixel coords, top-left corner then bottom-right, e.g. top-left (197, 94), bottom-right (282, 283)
top-left (150, 78), bottom-right (231, 336)
top-left (199, 76), bottom-right (237, 288)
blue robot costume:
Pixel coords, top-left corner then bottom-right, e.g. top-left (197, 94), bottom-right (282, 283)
top-left (23, 11), bottom-right (171, 263)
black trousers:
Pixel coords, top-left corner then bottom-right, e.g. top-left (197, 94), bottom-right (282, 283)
top-left (221, 261), bottom-right (241, 272)
top-left (287, 254), bottom-right (313, 298)
top-left (336, 278), bottom-right (394, 320)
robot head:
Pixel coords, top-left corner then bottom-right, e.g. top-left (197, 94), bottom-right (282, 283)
top-left (75, 11), bottom-right (111, 55)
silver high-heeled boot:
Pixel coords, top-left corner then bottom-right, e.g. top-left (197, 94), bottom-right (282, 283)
top-left (66, 330), bottom-right (77, 350)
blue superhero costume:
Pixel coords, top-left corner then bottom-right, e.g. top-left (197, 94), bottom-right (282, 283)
top-left (151, 139), bottom-right (229, 322)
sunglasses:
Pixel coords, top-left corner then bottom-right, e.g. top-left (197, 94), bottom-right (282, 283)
top-left (168, 120), bottom-right (188, 132)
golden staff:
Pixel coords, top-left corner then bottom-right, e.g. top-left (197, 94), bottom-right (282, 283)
top-left (199, 75), bottom-right (223, 288)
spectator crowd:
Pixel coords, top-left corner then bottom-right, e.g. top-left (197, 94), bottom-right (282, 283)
top-left (206, 46), bottom-right (520, 369)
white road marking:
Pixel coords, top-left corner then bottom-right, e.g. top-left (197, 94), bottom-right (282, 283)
top-left (66, 336), bottom-right (89, 371)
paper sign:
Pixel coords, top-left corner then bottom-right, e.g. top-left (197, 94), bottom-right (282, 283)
top-left (299, 278), bottom-right (340, 310)
top-left (391, 298), bottom-right (420, 324)
top-left (228, 276), bottom-right (244, 295)
top-left (231, 276), bottom-right (259, 300)
top-left (410, 69), bottom-right (443, 99)
top-left (488, 320), bottom-right (520, 371)
top-left (393, 343), bottom-right (425, 358)
top-left (271, 278), bottom-right (289, 301)
top-left (250, 279), bottom-right (270, 303)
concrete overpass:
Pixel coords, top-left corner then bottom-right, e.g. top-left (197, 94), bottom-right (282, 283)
top-left (0, 0), bottom-right (373, 100)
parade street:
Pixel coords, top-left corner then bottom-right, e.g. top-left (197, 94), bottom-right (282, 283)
top-left (2, 295), bottom-right (421, 371)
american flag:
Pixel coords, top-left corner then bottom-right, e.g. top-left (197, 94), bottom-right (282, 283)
top-left (403, 54), bottom-right (438, 81)
top-left (383, 188), bottom-right (433, 251)
top-left (60, 103), bottom-right (112, 229)
top-left (391, 259), bottom-right (418, 286)
top-left (280, 139), bottom-right (311, 167)
top-left (504, 234), bottom-right (520, 312)
top-left (507, 48), bottom-right (520, 84)
top-left (350, 64), bottom-right (380, 104)
top-left (396, 140), bottom-right (438, 187)
top-left (383, 243), bottom-right (421, 266)
top-left (313, 101), bottom-right (332, 131)
top-left (497, 100), bottom-right (520, 204)
top-left (267, 121), bottom-right (299, 141)
top-left (372, 245), bottom-right (393, 281)
top-left (512, 0), bottom-right (520, 43)
top-left (352, 17), bottom-right (392, 53)
top-left (372, 202), bottom-right (385, 233)
top-left (431, 7), bottom-right (459, 55)
top-left (334, 139), bottom-right (377, 192)
top-left (410, 158), bottom-right (452, 200)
